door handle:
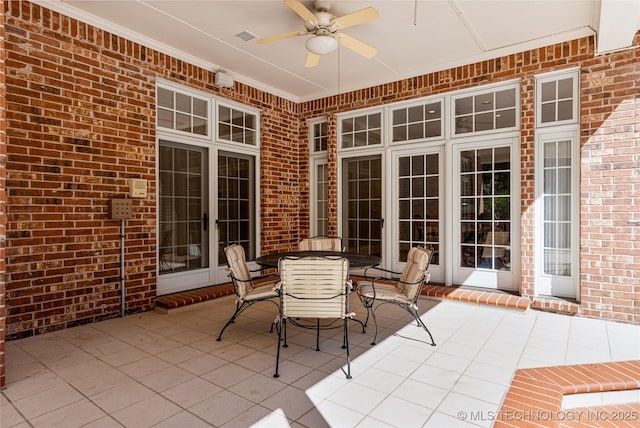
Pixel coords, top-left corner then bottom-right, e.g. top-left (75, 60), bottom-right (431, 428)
top-left (203, 213), bottom-right (208, 231)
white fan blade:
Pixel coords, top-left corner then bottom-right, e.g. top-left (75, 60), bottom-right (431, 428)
top-left (284, 0), bottom-right (317, 23)
top-left (305, 52), bottom-right (320, 68)
top-left (258, 31), bottom-right (305, 44)
top-left (331, 7), bottom-right (379, 30)
top-left (337, 33), bottom-right (377, 59)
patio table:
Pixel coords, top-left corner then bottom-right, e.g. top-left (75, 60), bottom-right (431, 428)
top-left (255, 250), bottom-right (380, 269)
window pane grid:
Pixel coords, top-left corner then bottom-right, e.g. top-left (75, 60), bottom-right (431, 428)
top-left (398, 154), bottom-right (440, 264)
top-left (218, 105), bottom-right (257, 145)
top-left (316, 163), bottom-right (329, 236)
top-left (159, 144), bottom-right (206, 274)
top-left (341, 113), bottom-right (382, 148)
top-left (454, 88), bottom-right (516, 135)
top-left (391, 102), bottom-right (442, 142)
top-left (218, 154), bottom-right (255, 263)
top-left (539, 75), bottom-right (576, 124)
top-left (344, 158), bottom-right (382, 256)
top-left (543, 140), bottom-right (572, 276)
top-left (311, 121), bottom-right (328, 152)
top-left (460, 147), bottom-right (511, 270)
top-left (157, 87), bottom-right (208, 136)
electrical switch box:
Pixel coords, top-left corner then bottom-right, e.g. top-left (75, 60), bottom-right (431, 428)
top-left (109, 199), bottom-right (133, 219)
top-left (129, 178), bottom-right (147, 198)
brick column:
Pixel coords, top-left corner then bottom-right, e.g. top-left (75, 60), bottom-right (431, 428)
top-left (0, 0), bottom-right (7, 389)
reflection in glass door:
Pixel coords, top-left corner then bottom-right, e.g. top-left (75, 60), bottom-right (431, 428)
top-left (455, 144), bottom-right (515, 290)
top-left (217, 152), bottom-right (255, 264)
top-left (342, 156), bottom-right (382, 256)
top-left (158, 141), bottom-right (209, 295)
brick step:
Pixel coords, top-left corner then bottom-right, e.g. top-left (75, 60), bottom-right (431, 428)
top-left (155, 281), bottom-right (531, 313)
top-left (155, 283), bottom-right (235, 313)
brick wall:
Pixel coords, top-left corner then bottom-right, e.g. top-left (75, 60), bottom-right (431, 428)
top-left (579, 36), bottom-right (640, 323)
top-left (0, 0), bottom-right (6, 389)
top-left (4, 0), bottom-right (299, 339)
top-left (299, 36), bottom-right (640, 324)
top-left (2, 0), bottom-right (639, 344)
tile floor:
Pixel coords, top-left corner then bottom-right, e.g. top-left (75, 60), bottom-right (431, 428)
top-left (2, 295), bottom-right (639, 427)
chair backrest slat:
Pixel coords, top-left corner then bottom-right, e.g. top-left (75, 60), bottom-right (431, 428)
top-left (279, 257), bottom-right (349, 319)
top-left (298, 236), bottom-right (343, 252)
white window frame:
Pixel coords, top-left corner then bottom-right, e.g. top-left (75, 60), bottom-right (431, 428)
top-left (155, 80), bottom-right (263, 289)
top-left (309, 116), bottom-right (328, 154)
top-left (388, 97), bottom-right (444, 144)
top-left (389, 145), bottom-right (445, 281)
top-left (310, 158), bottom-right (329, 236)
top-left (535, 68), bottom-right (580, 128)
top-left (309, 117), bottom-right (329, 236)
top-left (337, 107), bottom-right (384, 151)
top-left (450, 81), bottom-right (521, 138)
top-left (156, 81), bottom-right (212, 140)
top-left (449, 136), bottom-right (521, 291)
top-left (534, 126), bottom-right (580, 299)
top-left (216, 99), bottom-right (261, 148)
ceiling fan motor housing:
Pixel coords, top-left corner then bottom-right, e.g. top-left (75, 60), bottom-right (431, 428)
top-left (314, 0), bottom-right (331, 13)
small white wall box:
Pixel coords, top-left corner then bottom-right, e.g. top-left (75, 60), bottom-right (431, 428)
top-left (129, 178), bottom-right (147, 198)
top-left (215, 71), bottom-right (234, 88)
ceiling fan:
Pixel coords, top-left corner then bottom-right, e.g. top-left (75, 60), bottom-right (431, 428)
top-left (258, 0), bottom-right (380, 68)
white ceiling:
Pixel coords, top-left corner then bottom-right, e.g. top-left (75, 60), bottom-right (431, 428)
top-left (38, 1), bottom-right (640, 102)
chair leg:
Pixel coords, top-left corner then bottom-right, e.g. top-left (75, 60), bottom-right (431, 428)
top-left (282, 319), bottom-right (288, 348)
top-left (410, 307), bottom-right (436, 346)
top-left (216, 303), bottom-right (244, 341)
top-left (362, 299), bottom-right (372, 327)
top-left (315, 318), bottom-right (321, 351)
top-left (343, 317), bottom-right (352, 379)
top-left (370, 302), bottom-right (381, 346)
top-left (274, 317), bottom-right (283, 378)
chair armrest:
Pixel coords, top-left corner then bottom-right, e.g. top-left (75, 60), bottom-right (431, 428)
top-left (250, 271), bottom-right (280, 283)
top-left (363, 265), bottom-right (401, 280)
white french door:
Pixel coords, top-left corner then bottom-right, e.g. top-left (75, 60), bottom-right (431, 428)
top-left (215, 151), bottom-right (257, 283)
top-left (391, 147), bottom-right (444, 281)
top-left (157, 142), bottom-right (260, 293)
top-left (341, 156), bottom-right (383, 257)
top-left (158, 140), bottom-right (212, 295)
top-left (452, 138), bottom-right (519, 290)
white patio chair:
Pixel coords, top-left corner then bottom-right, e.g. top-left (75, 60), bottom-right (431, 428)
top-left (216, 244), bottom-right (280, 341)
top-left (356, 246), bottom-right (436, 346)
top-left (298, 236), bottom-right (344, 252)
top-left (273, 256), bottom-right (354, 379)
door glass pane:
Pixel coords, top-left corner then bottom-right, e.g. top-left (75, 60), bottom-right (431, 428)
top-left (343, 157), bottom-right (382, 256)
top-left (218, 152), bottom-right (255, 264)
top-left (316, 163), bottom-right (328, 236)
top-left (396, 153), bottom-right (440, 264)
top-left (159, 141), bottom-right (208, 274)
top-left (459, 147), bottom-right (511, 271)
top-left (543, 140), bottom-right (572, 276)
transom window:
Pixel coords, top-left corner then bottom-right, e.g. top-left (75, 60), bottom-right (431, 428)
top-left (536, 69), bottom-right (579, 127)
top-left (218, 104), bottom-right (257, 145)
top-left (340, 112), bottom-right (382, 148)
top-left (453, 86), bottom-right (517, 135)
top-left (392, 101), bottom-right (442, 142)
top-left (310, 119), bottom-right (328, 153)
top-left (157, 86), bottom-right (208, 136)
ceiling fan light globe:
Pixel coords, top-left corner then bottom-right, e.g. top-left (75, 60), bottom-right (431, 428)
top-left (305, 35), bottom-right (338, 55)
